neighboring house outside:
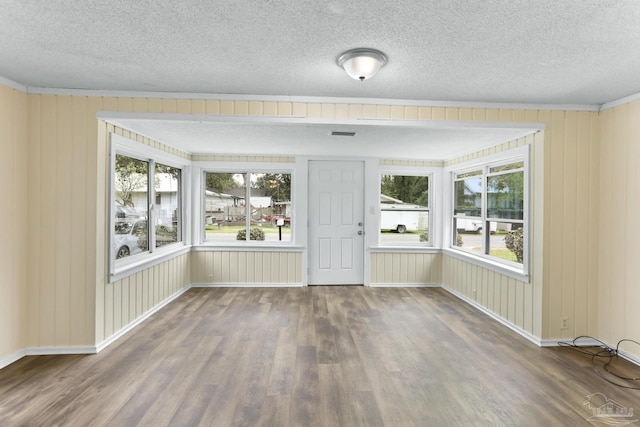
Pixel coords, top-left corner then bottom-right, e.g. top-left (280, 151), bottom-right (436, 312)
top-left (116, 173), bottom-right (179, 226)
top-left (204, 188), bottom-right (274, 224)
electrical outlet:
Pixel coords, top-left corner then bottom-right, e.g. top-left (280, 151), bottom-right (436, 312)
top-left (560, 316), bottom-right (569, 330)
top-left (472, 288), bottom-right (477, 298)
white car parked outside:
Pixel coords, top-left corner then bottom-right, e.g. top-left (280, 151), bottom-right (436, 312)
top-left (114, 219), bottom-right (147, 259)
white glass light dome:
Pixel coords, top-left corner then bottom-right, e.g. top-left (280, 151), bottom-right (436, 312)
top-left (337, 48), bottom-right (387, 81)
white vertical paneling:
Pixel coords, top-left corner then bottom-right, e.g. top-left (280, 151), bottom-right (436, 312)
top-left (190, 251), bottom-right (302, 284)
top-left (237, 252), bottom-right (248, 283)
top-left (246, 252), bottom-right (256, 283)
top-left (263, 252), bottom-right (272, 280)
top-left (129, 274), bottom-right (136, 324)
top-left (515, 279), bottom-right (524, 328)
top-left (523, 282), bottom-right (533, 333)
top-left (229, 252), bottom-right (239, 282)
top-left (105, 254), bottom-right (191, 338)
top-left (369, 253), bottom-right (442, 285)
top-left (507, 277), bottom-right (516, 324)
top-left (113, 280), bottom-right (122, 333)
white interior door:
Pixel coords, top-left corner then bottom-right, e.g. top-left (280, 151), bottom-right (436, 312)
top-left (308, 160), bottom-right (364, 285)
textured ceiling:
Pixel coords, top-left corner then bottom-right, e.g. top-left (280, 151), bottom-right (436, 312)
top-left (2, 1), bottom-right (636, 159)
top-left (2, 0), bottom-right (640, 106)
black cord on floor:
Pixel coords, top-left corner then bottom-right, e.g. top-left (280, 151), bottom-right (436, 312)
top-left (558, 335), bottom-right (640, 390)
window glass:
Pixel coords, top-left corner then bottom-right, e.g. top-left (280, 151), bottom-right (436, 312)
top-left (486, 162), bottom-right (525, 263)
top-left (155, 163), bottom-right (181, 248)
top-left (454, 171), bottom-right (482, 217)
top-left (204, 172), bottom-right (292, 243)
top-left (252, 173), bottom-right (292, 242)
top-left (114, 154), bottom-right (149, 259)
top-left (380, 174), bottom-right (430, 244)
top-left (487, 170), bottom-right (524, 220)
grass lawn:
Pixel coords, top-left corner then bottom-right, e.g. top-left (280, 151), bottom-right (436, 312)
top-left (471, 247), bottom-right (518, 263)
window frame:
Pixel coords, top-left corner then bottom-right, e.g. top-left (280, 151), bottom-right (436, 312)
top-left (377, 167), bottom-right (436, 248)
top-left (109, 134), bottom-right (190, 279)
top-left (447, 146), bottom-right (530, 279)
top-left (196, 162), bottom-right (296, 247)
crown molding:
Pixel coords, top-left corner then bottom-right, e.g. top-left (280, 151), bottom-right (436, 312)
top-left (0, 75), bottom-right (27, 92)
top-left (6, 75), bottom-right (640, 112)
top-left (21, 85), bottom-right (601, 112)
top-left (599, 91), bottom-right (640, 111)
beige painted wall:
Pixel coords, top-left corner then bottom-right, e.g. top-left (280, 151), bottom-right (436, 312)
top-left (0, 82), bottom-right (621, 363)
top-left (598, 99), bottom-right (640, 357)
top-left (0, 85), bottom-right (28, 361)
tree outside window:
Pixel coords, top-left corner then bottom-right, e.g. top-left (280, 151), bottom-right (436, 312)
top-left (379, 174), bottom-right (430, 244)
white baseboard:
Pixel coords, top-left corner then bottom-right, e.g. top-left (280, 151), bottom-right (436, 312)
top-left (539, 338), bottom-right (603, 347)
top-left (0, 346), bottom-right (98, 370)
top-left (0, 349), bottom-right (27, 370)
top-left (368, 283), bottom-right (441, 287)
top-left (26, 346), bottom-right (98, 355)
top-left (441, 284), bottom-right (543, 347)
top-left (618, 348), bottom-right (640, 367)
top-left (191, 282), bottom-right (304, 287)
top-left (540, 338), bottom-right (640, 367)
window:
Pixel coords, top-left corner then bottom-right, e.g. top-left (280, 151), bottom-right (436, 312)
top-left (204, 172), bottom-right (292, 243)
top-left (114, 154), bottom-right (149, 259)
top-left (452, 158), bottom-right (526, 267)
top-left (380, 174), bottom-right (430, 245)
top-left (111, 142), bottom-right (184, 271)
top-left (154, 163), bottom-right (181, 248)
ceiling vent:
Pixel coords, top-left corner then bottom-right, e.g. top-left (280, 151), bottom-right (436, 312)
top-left (330, 131), bottom-right (357, 137)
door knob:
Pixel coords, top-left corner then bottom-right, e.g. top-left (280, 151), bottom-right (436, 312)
top-left (358, 230), bottom-right (363, 235)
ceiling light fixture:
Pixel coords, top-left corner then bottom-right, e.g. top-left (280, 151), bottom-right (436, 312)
top-left (337, 48), bottom-right (387, 81)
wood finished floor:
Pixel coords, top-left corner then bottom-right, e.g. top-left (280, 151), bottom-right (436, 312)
top-left (1, 286), bottom-right (639, 426)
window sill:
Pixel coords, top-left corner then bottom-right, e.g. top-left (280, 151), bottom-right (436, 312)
top-left (369, 246), bottom-right (439, 253)
top-left (110, 244), bottom-right (191, 283)
top-left (193, 244), bottom-right (304, 252)
top-left (442, 248), bottom-right (529, 283)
